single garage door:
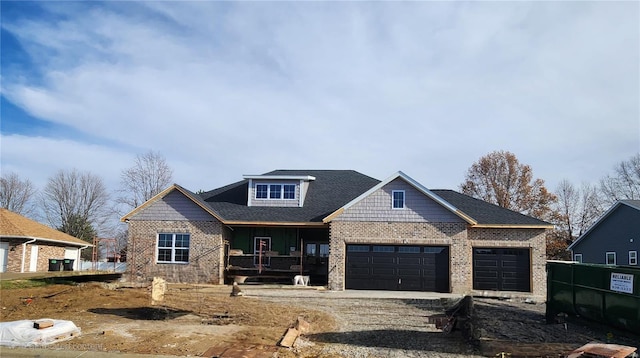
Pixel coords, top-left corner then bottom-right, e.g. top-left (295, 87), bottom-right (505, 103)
top-left (345, 245), bottom-right (449, 292)
top-left (473, 248), bottom-right (530, 292)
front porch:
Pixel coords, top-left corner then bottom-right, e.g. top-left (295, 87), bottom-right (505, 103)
top-left (224, 227), bottom-right (329, 285)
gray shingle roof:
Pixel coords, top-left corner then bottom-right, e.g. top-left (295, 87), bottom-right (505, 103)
top-left (198, 170), bottom-right (380, 223)
top-left (431, 189), bottom-right (551, 226)
top-left (194, 169), bottom-right (550, 227)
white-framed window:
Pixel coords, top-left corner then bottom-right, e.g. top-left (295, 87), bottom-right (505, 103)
top-left (392, 190), bottom-right (405, 209)
top-left (269, 184), bottom-right (281, 198)
top-left (574, 253), bottom-right (583, 263)
top-left (606, 252), bottom-right (616, 265)
top-left (255, 183), bottom-right (296, 200)
top-left (629, 251), bottom-right (637, 265)
top-left (157, 233), bottom-right (190, 264)
top-left (283, 184), bottom-right (296, 199)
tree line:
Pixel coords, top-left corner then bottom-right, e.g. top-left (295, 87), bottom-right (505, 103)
top-left (460, 151), bottom-right (640, 260)
top-left (1, 150), bottom-right (639, 260)
top-left (0, 151), bottom-right (173, 260)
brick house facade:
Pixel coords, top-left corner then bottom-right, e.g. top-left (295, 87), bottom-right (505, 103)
top-left (123, 170), bottom-right (551, 298)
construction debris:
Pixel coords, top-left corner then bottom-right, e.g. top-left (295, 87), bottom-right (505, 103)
top-left (151, 277), bottom-right (167, 306)
top-left (427, 295), bottom-right (473, 334)
top-left (567, 342), bottom-right (637, 358)
top-left (0, 319), bottom-right (80, 347)
top-left (295, 317), bottom-right (310, 333)
top-left (279, 328), bottom-right (299, 348)
top-left (33, 319), bottom-right (54, 330)
top-left (230, 282), bottom-right (244, 297)
top-left (278, 317), bottom-right (311, 348)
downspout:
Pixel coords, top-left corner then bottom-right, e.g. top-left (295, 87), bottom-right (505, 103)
top-left (21, 238), bottom-right (37, 273)
top-left (78, 245), bottom-right (89, 271)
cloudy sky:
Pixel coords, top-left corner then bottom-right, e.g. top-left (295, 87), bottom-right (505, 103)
top-left (2, 1), bottom-right (639, 198)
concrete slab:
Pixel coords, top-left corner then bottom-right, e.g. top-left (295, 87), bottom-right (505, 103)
top-left (240, 285), bottom-right (464, 300)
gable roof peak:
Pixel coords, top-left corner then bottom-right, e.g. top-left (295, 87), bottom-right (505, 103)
top-left (323, 171), bottom-right (478, 225)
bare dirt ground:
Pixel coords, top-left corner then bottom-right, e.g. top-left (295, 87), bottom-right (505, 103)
top-left (0, 282), bottom-right (335, 357)
top-left (0, 281), bottom-right (638, 357)
top-left (473, 298), bottom-right (640, 357)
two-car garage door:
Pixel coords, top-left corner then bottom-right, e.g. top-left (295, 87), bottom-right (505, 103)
top-left (345, 245), bottom-right (449, 292)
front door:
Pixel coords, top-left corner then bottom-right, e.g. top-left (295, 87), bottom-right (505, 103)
top-left (254, 237), bottom-right (271, 267)
top-left (29, 245), bottom-right (38, 272)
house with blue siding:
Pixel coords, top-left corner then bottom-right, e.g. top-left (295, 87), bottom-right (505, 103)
top-left (122, 170), bottom-right (552, 298)
top-left (568, 200), bottom-right (640, 266)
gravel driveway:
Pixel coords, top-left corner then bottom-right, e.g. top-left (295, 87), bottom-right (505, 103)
top-left (243, 287), bottom-right (481, 357)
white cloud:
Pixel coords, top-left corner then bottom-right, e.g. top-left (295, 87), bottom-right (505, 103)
top-left (1, 1), bottom-right (638, 198)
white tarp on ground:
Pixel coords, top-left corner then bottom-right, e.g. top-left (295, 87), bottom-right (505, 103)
top-left (0, 319), bottom-right (80, 347)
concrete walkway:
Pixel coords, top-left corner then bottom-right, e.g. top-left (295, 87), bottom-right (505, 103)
top-left (239, 284), bottom-right (464, 300)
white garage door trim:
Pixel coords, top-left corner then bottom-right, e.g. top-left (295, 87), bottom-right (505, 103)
top-left (0, 242), bottom-right (9, 272)
top-left (29, 245), bottom-right (39, 272)
top-left (64, 247), bottom-right (79, 270)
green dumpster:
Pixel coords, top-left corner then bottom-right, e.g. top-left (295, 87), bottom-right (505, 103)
top-left (546, 261), bottom-right (640, 333)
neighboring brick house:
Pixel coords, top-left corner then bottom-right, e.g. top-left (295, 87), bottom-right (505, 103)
top-left (122, 170), bottom-right (552, 298)
top-left (568, 200), bottom-right (640, 266)
top-left (0, 209), bottom-right (92, 272)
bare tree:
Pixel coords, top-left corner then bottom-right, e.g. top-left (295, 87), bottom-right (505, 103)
top-left (600, 153), bottom-right (640, 204)
top-left (548, 180), bottom-right (603, 259)
top-left (41, 169), bottom-right (110, 243)
top-left (117, 150), bottom-right (173, 213)
top-left (0, 172), bottom-right (37, 216)
top-left (460, 150), bottom-right (557, 220)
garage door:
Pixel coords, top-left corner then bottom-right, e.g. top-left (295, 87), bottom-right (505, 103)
top-left (473, 248), bottom-right (530, 292)
top-left (345, 245), bottom-right (449, 292)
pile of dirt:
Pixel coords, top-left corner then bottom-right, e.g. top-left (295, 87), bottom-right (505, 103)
top-left (0, 282), bottom-right (335, 356)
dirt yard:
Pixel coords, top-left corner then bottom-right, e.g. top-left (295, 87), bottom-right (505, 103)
top-left (0, 281), bottom-right (336, 357)
top-left (0, 281), bottom-right (638, 357)
top-left (473, 298), bottom-right (640, 357)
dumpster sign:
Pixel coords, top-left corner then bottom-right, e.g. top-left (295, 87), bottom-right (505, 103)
top-left (610, 272), bottom-right (634, 294)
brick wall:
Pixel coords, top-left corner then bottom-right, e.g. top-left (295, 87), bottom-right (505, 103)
top-left (25, 244), bottom-right (67, 272)
top-left (328, 222), bottom-right (547, 298)
top-left (2, 240), bottom-right (67, 273)
top-left (5, 239), bottom-right (25, 272)
top-left (127, 220), bottom-right (226, 284)
top-left (468, 227), bottom-right (547, 299)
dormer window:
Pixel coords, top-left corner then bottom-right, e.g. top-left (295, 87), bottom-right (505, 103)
top-left (269, 185), bottom-right (282, 199)
top-left (255, 183), bottom-right (297, 200)
top-left (283, 184), bottom-right (295, 199)
top-left (256, 184), bottom-right (268, 199)
top-left (244, 174), bottom-right (315, 207)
